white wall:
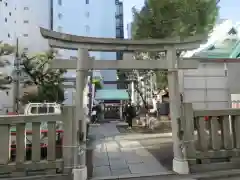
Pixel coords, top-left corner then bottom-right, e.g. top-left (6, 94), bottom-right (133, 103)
top-left (181, 63), bottom-right (229, 110)
top-left (127, 23), bottom-right (132, 39)
top-left (181, 20), bottom-right (237, 110)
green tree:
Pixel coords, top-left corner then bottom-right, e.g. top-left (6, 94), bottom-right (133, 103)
top-left (21, 50), bottom-right (66, 104)
top-left (132, 0), bottom-right (219, 88)
top-left (0, 41), bottom-right (14, 90)
top-left (92, 79), bottom-right (102, 90)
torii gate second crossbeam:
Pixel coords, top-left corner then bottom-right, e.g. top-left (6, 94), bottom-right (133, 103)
top-left (40, 27), bottom-right (206, 180)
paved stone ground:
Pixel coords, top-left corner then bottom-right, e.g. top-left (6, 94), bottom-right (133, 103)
top-left (116, 124), bottom-right (173, 171)
top-left (89, 122), bottom-right (170, 178)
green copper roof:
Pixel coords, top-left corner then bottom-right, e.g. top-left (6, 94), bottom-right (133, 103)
top-left (195, 36), bottom-right (240, 58)
top-left (191, 22), bottom-right (240, 59)
top-left (95, 89), bottom-right (129, 100)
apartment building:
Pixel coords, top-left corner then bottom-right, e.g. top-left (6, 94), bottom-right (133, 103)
top-left (0, 0), bottom-right (51, 113)
top-left (53, 0), bottom-right (118, 87)
top-left (116, 0), bottom-right (124, 60)
top-left (53, 0), bottom-right (120, 104)
top-left (0, 0), bottom-right (123, 109)
top-left (0, 0), bottom-right (51, 53)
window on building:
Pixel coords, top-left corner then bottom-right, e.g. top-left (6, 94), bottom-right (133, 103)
top-left (23, 20), bottom-right (29, 23)
top-left (116, 5), bottom-right (120, 15)
top-left (58, 0), bottom-right (62, 5)
top-left (116, 18), bottom-right (120, 26)
top-left (58, 13), bottom-right (62, 19)
top-left (86, 0), bottom-right (89, 4)
top-left (24, 7), bottom-right (29, 10)
top-left (119, 4), bottom-right (123, 14)
top-left (9, 12), bottom-right (11, 16)
top-left (5, 18), bottom-right (7, 22)
top-left (23, 34), bottom-right (28, 37)
top-left (8, 33), bottom-right (10, 38)
top-left (116, 29), bottom-right (121, 37)
top-left (85, 11), bottom-right (89, 17)
top-left (5, 2), bottom-right (7, 6)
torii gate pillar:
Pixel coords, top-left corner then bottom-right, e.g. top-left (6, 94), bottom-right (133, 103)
top-left (167, 47), bottom-right (188, 173)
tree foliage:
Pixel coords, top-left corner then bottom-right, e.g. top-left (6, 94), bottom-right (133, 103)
top-left (21, 50), bottom-right (66, 104)
top-left (132, 0), bottom-right (219, 87)
top-left (132, 0), bottom-right (218, 39)
top-left (92, 79), bottom-right (102, 90)
top-left (0, 41), bottom-right (14, 56)
top-left (0, 41), bottom-right (14, 90)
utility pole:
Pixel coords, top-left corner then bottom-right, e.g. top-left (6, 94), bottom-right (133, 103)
top-left (13, 38), bottom-right (20, 113)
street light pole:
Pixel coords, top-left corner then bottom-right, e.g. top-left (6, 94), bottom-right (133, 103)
top-left (13, 38), bottom-right (20, 113)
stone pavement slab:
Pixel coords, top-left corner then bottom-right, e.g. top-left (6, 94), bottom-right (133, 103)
top-left (109, 159), bottom-right (128, 170)
top-left (89, 122), bottom-right (170, 178)
top-left (111, 168), bottom-right (131, 176)
top-left (93, 166), bottom-right (111, 177)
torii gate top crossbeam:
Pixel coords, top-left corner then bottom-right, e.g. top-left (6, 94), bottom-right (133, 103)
top-left (40, 28), bottom-right (207, 52)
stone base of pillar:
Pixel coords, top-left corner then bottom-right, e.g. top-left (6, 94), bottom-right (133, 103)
top-left (72, 166), bottom-right (87, 180)
top-left (173, 158), bottom-right (189, 174)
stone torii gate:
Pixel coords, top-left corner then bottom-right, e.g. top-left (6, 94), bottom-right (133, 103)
top-left (40, 27), bottom-right (205, 180)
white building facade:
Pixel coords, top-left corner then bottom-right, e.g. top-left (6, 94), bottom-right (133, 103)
top-left (0, 0), bottom-right (50, 113)
top-left (53, 0), bottom-right (117, 83)
top-left (0, 0), bottom-right (120, 110)
top-left (0, 0), bottom-right (51, 53)
top-left (126, 23), bottom-right (132, 39)
top-left (53, 0), bottom-right (118, 104)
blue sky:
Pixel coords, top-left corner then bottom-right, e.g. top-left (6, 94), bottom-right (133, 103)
top-left (123, 0), bottom-right (240, 37)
